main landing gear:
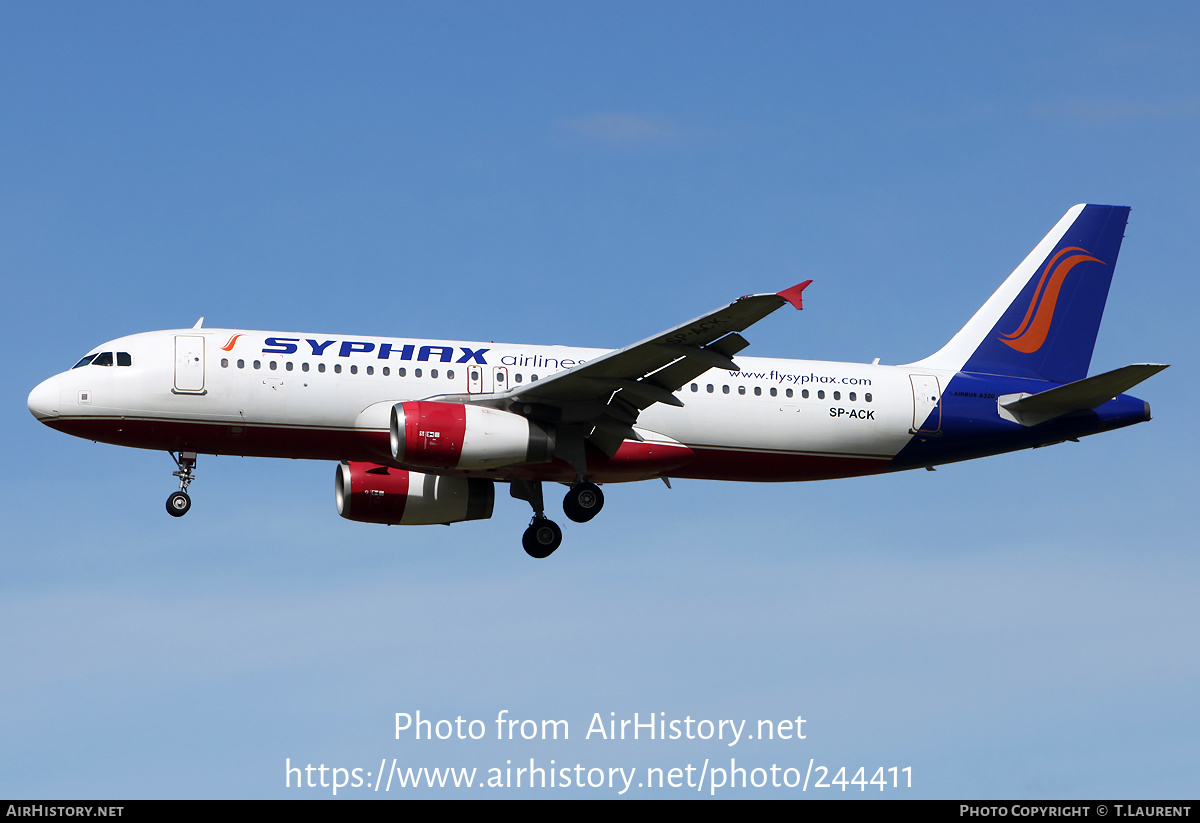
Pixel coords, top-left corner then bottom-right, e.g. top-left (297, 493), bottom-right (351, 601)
top-left (166, 451), bottom-right (197, 517)
top-left (563, 482), bottom-right (604, 523)
top-left (511, 479), bottom-right (606, 558)
top-left (522, 517), bottom-right (562, 559)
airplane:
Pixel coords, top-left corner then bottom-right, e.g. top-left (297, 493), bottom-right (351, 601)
top-left (27, 204), bottom-right (1166, 558)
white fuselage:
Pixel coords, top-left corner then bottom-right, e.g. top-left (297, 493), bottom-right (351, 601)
top-left (29, 328), bottom-right (937, 483)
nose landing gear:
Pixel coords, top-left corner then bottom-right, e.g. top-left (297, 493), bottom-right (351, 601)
top-left (166, 451), bottom-right (197, 517)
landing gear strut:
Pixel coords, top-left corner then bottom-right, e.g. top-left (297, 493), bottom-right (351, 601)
top-left (511, 479), bottom-right (563, 559)
top-left (166, 451), bottom-right (197, 517)
top-left (563, 482), bottom-right (604, 523)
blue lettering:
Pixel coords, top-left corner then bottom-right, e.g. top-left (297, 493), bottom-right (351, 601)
top-left (339, 341), bottom-right (376, 357)
top-left (307, 339), bottom-right (336, 356)
top-left (418, 345), bottom-right (454, 363)
top-left (263, 337), bottom-right (299, 355)
top-left (378, 343), bottom-right (414, 361)
top-left (456, 347), bottom-right (490, 364)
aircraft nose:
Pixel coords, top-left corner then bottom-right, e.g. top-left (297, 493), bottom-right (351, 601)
top-left (28, 376), bottom-right (61, 420)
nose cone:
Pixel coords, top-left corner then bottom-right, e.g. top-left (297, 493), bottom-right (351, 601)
top-left (28, 376), bottom-right (61, 421)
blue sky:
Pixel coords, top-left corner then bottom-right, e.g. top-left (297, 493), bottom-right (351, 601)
top-left (2, 2), bottom-right (1197, 798)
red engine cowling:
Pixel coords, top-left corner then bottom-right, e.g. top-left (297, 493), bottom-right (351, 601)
top-left (335, 462), bottom-right (494, 525)
top-left (390, 401), bottom-right (553, 470)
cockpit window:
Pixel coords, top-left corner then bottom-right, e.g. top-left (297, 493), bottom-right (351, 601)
top-left (71, 351), bottom-right (132, 368)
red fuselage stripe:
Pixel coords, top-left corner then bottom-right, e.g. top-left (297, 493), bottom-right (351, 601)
top-left (46, 416), bottom-right (893, 483)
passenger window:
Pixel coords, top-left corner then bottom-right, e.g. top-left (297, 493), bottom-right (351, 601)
top-left (302, 362), bottom-right (309, 372)
top-left (286, 362), bottom-right (294, 372)
top-left (253, 360), bottom-right (261, 370)
top-left (817, 390), bottom-right (825, 399)
top-left (754, 386), bottom-right (761, 396)
top-left (350, 365), bottom-right (358, 375)
top-left (833, 391), bottom-right (840, 400)
top-left (318, 363), bottom-right (326, 373)
top-left (334, 364), bottom-right (342, 374)
top-left (722, 385), bottom-right (730, 394)
top-left (72, 354), bottom-right (97, 369)
top-left (366, 366), bottom-right (374, 375)
top-left (398, 368), bottom-right (406, 377)
top-left (849, 392), bottom-right (856, 401)
top-left (221, 358), bottom-right (229, 368)
top-left (738, 386), bottom-right (745, 395)
top-left (770, 387), bottom-right (777, 397)
top-left (415, 368), bottom-right (423, 378)
top-left (786, 389), bottom-right (793, 398)
top-left (865, 393), bottom-right (872, 402)
top-left (93, 352), bottom-right (113, 367)
top-left (691, 383), bottom-right (698, 392)
top-left (269, 361), bottom-right (277, 370)
top-left (447, 370), bottom-right (454, 380)
top-left (237, 359), bottom-right (245, 369)
top-left (515, 374), bottom-right (523, 383)
top-left (117, 352), bottom-right (132, 366)
top-left (707, 384), bottom-right (714, 393)
top-left (383, 367), bottom-right (390, 376)
top-left (802, 389), bottom-right (809, 398)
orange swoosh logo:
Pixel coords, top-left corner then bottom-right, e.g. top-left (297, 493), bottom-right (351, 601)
top-left (1000, 247), bottom-right (1104, 353)
top-left (220, 333), bottom-right (245, 352)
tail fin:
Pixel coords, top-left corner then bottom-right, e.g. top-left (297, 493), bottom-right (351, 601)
top-left (912, 204), bottom-right (1130, 383)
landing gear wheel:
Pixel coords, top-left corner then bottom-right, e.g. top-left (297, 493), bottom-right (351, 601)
top-left (522, 517), bottom-right (562, 559)
top-left (563, 482), bottom-right (604, 523)
top-left (166, 491), bottom-right (191, 517)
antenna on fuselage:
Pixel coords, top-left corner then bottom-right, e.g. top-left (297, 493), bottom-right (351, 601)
top-left (193, 317), bottom-right (204, 329)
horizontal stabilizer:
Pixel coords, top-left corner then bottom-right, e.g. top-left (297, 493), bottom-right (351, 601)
top-left (998, 364), bottom-right (1168, 426)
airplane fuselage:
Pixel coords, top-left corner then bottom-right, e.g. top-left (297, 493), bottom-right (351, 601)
top-left (28, 327), bottom-right (1149, 485)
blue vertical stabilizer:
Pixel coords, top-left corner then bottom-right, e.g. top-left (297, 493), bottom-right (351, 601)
top-left (912, 204), bottom-right (1131, 383)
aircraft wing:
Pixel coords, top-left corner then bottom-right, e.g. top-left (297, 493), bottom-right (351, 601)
top-left (490, 281), bottom-right (812, 458)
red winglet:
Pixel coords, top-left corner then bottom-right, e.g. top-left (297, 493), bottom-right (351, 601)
top-left (776, 280), bottom-right (813, 310)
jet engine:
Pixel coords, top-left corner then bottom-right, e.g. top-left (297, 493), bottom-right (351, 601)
top-left (335, 461), bottom-right (494, 525)
top-left (390, 401), bottom-right (554, 470)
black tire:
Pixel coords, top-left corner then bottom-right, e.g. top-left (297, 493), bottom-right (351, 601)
top-left (522, 518), bottom-right (562, 558)
top-left (563, 482), bottom-right (604, 523)
top-left (166, 491), bottom-right (191, 517)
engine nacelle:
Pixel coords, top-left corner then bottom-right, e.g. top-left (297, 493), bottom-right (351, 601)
top-left (390, 401), bottom-right (553, 470)
top-left (335, 462), bottom-right (494, 525)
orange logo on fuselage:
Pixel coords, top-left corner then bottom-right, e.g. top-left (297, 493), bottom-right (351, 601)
top-left (999, 247), bottom-right (1104, 353)
top-left (220, 333), bottom-right (245, 352)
